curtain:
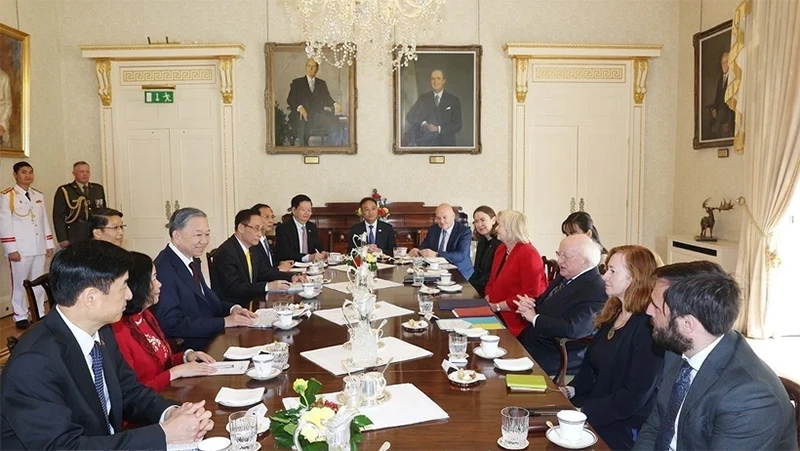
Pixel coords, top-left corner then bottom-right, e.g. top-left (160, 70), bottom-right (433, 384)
top-left (731, 0), bottom-right (800, 338)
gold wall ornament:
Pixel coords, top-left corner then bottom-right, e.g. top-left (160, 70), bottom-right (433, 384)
top-left (120, 66), bottom-right (214, 84)
top-left (95, 59), bottom-right (112, 106)
top-left (633, 57), bottom-right (649, 104)
top-left (533, 65), bottom-right (625, 82)
top-left (514, 57), bottom-right (529, 103)
top-left (219, 57), bottom-right (234, 104)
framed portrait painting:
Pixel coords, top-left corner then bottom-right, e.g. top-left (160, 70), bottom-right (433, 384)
top-left (393, 45), bottom-right (482, 154)
top-left (693, 20), bottom-right (734, 149)
top-left (0, 23), bottom-right (30, 158)
top-left (264, 43), bottom-right (357, 155)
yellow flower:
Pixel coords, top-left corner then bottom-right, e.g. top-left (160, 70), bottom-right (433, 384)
top-left (292, 378), bottom-right (308, 394)
top-left (365, 253), bottom-right (376, 263)
top-left (299, 407), bottom-right (336, 442)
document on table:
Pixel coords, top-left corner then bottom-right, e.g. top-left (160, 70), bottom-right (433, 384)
top-left (300, 337), bottom-right (432, 376)
top-left (206, 361), bottom-right (249, 375)
top-left (436, 318), bottom-right (473, 331)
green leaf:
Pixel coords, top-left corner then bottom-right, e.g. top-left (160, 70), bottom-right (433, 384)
top-left (306, 378), bottom-right (322, 398)
top-left (352, 415), bottom-right (373, 428)
top-left (283, 423), bottom-right (297, 435)
top-left (274, 433), bottom-right (294, 449)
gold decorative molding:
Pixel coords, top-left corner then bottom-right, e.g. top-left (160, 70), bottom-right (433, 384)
top-left (95, 59), bottom-right (112, 106)
top-left (219, 57), bottom-right (234, 104)
top-left (633, 58), bottom-right (649, 104)
top-left (504, 43), bottom-right (662, 51)
top-left (533, 65), bottom-right (625, 82)
top-left (514, 57), bottom-right (529, 103)
top-left (80, 43), bottom-right (245, 52)
top-left (120, 66), bottom-right (215, 85)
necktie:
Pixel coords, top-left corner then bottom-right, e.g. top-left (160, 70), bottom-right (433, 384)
top-left (82, 184), bottom-right (89, 198)
top-left (546, 277), bottom-right (569, 299)
top-left (368, 225), bottom-right (375, 245)
top-left (24, 191), bottom-right (30, 201)
top-left (301, 226), bottom-right (308, 254)
top-left (435, 94), bottom-right (440, 107)
top-left (437, 230), bottom-right (448, 254)
top-left (655, 360), bottom-right (693, 451)
top-left (189, 260), bottom-right (202, 287)
top-left (90, 342), bottom-right (113, 434)
top-left (245, 250), bottom-right (253, 282)
top-left (263, 239), bottom-right (273, 266)
top-left (309, 78), bottom-right (315, 92)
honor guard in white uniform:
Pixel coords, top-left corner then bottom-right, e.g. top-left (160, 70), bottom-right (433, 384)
top-left (0, 162), bottom-right (55, 329)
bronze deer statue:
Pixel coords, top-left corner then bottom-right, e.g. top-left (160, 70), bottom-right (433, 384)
top-left (699, 198), bottom-right (735, 239)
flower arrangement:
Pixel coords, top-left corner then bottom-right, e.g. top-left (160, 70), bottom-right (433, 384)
top-left (356, 189), bottom-right (390, 219)
top-left (270, 378), bottom-right (372, 450)
top-left (345, 250), bottom-right (378, 272)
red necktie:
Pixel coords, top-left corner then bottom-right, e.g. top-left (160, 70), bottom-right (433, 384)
top-left (189, 260), bottom-right (201, 287)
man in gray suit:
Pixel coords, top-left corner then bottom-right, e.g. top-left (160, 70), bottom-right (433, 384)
top-left (633, 262), bottom-right (796, 451)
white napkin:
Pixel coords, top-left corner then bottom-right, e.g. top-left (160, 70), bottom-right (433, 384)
top-left (424, 257), bottom-right (448, 264)
top-left (448, 354), bottom-right (468, 365)
top-left (493, 357), bottom-right (535, 372)
top-left (293, 262), bottom-right (312, 268)
top-left (215, 387), bottom-right (265, 406)
top-left (222, 345), bottom-right (265, 360)
top-left (438, 283), bottom-right (463, 293)
top-left (454, 327), bottom-right (488, 338)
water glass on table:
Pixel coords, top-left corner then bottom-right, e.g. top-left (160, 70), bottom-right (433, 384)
top-left (448, 332), bottom-right (468, 357)
top-left (412, 267), bottom-right (425, 287)
top-left (229, 411), bottom-right (258, 451)
top-left (500, 407), bottom-right (530, 448)
top-left (417, 293), bottom-right (434, 316)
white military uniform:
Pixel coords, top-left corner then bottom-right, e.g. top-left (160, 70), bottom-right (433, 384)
top-left (0, 184), bottom-right (54, 321)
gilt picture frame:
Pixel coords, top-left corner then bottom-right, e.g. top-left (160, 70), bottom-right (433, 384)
top-left (0, 23), bottom-right (30, 158)
top-left (693, 20), bottom-right (734, 149)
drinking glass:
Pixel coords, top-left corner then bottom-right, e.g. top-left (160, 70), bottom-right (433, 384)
top-left (500, 407), bottom-right (530, 447)
top-left (273, 301), bottom-right (289, 313)
top-left (448, 332), bottom-right (468, 357)
top-left (417, 294), bottom-right (434, 316)
top-left (269, 342), bottom-right (290, 369)
top-left (412, 267), bottom-right (425, 287)
top-left (229, 411), bottom-right (258, 451)
top-left (412, 256), bottom-right (424, 268)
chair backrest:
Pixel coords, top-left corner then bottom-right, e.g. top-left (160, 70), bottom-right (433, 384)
top-left (22, 273), bottom-right (54, 324)
top-left (206, 248), bottom-right (218, 274)
top-left (542, 256), bottom-right (559, 285)
top-left (780, 376), bottom-right (800, 448)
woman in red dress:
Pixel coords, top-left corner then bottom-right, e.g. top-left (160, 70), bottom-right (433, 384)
top-left (484, 210), bottom-right (548, 336)
top-left (112, 252), bottom-right (216, 391)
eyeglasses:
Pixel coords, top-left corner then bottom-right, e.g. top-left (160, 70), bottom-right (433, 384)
top-left (102, 225), bottom-right (127, 231)
top-left (242, 223), bottom-right (263, 234)
top-left (555, 251), bottom-right (575, 261)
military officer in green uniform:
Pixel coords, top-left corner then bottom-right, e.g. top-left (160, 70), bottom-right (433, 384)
top-left (52, 161), bottom-right (106, 248)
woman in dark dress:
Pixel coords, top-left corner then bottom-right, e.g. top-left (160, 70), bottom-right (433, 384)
top-left (562, 245), bottom-right (664, 450)
top-left (468, 206), bottom-right (499, 298)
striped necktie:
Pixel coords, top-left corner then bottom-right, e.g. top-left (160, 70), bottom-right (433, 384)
top-left (90, 342), bottom-right (113, 434)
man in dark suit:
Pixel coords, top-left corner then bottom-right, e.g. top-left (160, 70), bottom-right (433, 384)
top-left (409, 203), bottom-right (473, 279)
top-left (211, 208), bottom-right (304, 307)
top-left (515, 234), bottom-right (607, 375)
top-left (0, 240), bottom-right (214, 449)
top-left (151, 207), bottom-right (257, 351)
top-left (633, 262), bottom-right (796, 450)
top-left (710, 52), bottom-right (735, 139)
top-left (348, 197), bottom-right (396, 256)
top-left (52, 161), bottom-right (107, 249)
top-left (405, 69), bottom-right (463, 146)
top-left (251, 203), bottom-right (295, 272)
top-left (287, 59), bottom-right (341, 146)
top-left (274, 194), bottom-right (327, 263)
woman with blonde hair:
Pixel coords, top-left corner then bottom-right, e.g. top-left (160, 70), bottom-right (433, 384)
top-left (562, 245), bottom-right (664, 450)
top-left (484, 210), bottom-right (547, 336)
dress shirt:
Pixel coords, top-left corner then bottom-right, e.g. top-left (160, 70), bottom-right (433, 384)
top-left (530, 265), bottom-right (595, 326)
top-left (236, 236), bottom-right (269, 293)
top-left (260, 236), bottom-right (274, 266)
top-left (669, 335), bottom-right (725, 451)
top-left (168, 242), bottom-right (238, 313)
top-left (437, 223), bottom-right (454, 254)
top-left (293, 217), bottom-right (313, 262)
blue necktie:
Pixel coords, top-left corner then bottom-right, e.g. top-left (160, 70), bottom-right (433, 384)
top-left (655, 360), bottom-right (693, 451)
top-left (90, 341), bottom-right (113, 434)
top-left (368, 225), bottom-right (375, 245)
top-left (263, 239), bottom-right (273, 266)
top-left (438, 230), bottom-right (447, 253)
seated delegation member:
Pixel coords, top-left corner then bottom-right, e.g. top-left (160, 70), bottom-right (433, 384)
top-left (251, 203), bottom-right (294, 272)
top-left (468, 205), bottom-right (499, 298)
top-left (409, 203), bottom-right (474, 279)
top-left (113, 251), bottom-right (217, 392)
top-left (89, 208), bottom-right (125, 247)
top-left (348, 196), bottom-right (396, 256)
top-left (274, 194), bottom-right (327, 263)
top-left (0, 240), bottom-right (214, 449)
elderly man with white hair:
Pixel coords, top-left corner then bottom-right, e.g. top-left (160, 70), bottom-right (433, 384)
top-left (514, 234), bottom-right (607, 375)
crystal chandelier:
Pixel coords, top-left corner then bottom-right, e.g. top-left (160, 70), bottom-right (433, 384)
top-left (285, 0), bottom-right (447, 70)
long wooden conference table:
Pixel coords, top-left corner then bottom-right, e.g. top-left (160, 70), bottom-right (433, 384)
top-left (162, 264), bottom-right (609, 450)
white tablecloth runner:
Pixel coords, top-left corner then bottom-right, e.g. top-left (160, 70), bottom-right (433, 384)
top-left (299, 336), bottom-right (432, 375)
top-left (313, 301), bottom-right (414, 326)
top-left (282, 383), bottom-right (449, 430)
top-left (329, 263), bottom-right (395, 272)
top-left (323, 278), bottom-right (403, 293)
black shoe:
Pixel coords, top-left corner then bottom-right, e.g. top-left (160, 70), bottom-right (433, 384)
top-left (15, 320), bottom-right (29, 330)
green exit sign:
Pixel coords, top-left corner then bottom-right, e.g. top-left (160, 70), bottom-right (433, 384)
top-left (144, 91), bottom-right (174, 104)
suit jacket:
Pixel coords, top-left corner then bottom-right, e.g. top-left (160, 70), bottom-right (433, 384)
top-left (348, 220), bottom-right (396, 256)
top-left (468, 235), bottom-right (500, 298)
top-left (633, 331), bottom-right (797, 451)
top-left (287, 76), bottom-right (335, 121)
top-left (419, 222), bottom-right (474, 279)
top-left (570, 313), bottom-right (665, 450)
top-left (405, 90), bottom-right (463, 146)
top-left (712, 74), bottom-right (734, 138)
top-left (0, 309), bottom-right (177, 450)
top-left (274, 219), bottom-right (325, 263)
top-left (52, 181), bottom-right (107, 244)
top-left (210, 235), bottom-right (292, 306)
top-left (484, 242), bottom-right (548, 337)
top-left (517, 267), bottom-right (607, 375)
top-left (250, 238), bottom-right (293, 278)
top-left (151, 245), bottom-right (236, 350)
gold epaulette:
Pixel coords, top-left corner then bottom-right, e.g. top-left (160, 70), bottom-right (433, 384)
top-left (0, 186), bottom-right (12, 195)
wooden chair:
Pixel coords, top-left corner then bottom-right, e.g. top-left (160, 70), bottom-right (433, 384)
top-left (780, 376), bottom-right (800, 447)
top-left (22, 273), bottom-right (54, 324)
top-left (206, 248), bottom-right (218, 274)
top-left (542, 256), bottom-right (559, 285)
top-left (553, 336), bottom-right (594, 387)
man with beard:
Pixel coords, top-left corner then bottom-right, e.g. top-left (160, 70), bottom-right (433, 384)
top-left (633, 262), bottom-right (796, 450)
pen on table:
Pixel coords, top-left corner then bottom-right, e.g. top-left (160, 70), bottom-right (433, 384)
top-left (212, 364), bottom-right (235, 369)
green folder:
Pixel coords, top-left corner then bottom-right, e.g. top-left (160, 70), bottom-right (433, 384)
top-left (506, 374), bottom-right (548, 392)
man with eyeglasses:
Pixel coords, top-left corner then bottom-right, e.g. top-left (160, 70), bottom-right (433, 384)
top-left (251, 203), bottom-right (294, 272)
top-left (513, 234), bottom-right (607, 375)
top-left (89, 208), bottom-right (125, 247)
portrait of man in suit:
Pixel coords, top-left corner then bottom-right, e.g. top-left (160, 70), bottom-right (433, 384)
top-left (693, 21), bottom-right (734, 149)
top-left (0, 24), bottom-right (29, 156)
top-left (405, 69), bottom-right (462, 147)
top-left (287, 59), bottom-right (342, 146)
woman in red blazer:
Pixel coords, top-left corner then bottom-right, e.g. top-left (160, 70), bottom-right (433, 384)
top-left (484, 210), bottom-right (548, 336)
top-left (112, 252), bottom-right (216, 392)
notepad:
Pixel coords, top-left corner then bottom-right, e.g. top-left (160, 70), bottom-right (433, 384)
top-left (438, 298), bottom-right (489, 310)
top-left (506, 374), bottom-right (548, 392)
top-left (452, 306), bottom-right (495, 318)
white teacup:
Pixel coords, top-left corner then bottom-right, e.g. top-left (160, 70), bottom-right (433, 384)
top-left (393, 247), bottom-right (408, 258)
top-left (557, 410), bottom-right (587, 443)
top-left (359, 371), bottom-right (387, 403)
top-left (277, 310), bottom-right (293, 326)
top-left (428, 261), bottom-right (440, 270)
top-left (328, 252), bottom-right (343, 263)
top-left (302, 282), bottom-right (315, 295)
top-left (480, 335), bottom-right (500, 356)
top-left (439, 272), bottom-right (452, 284)
top-left (252, 354), bottom-right (274, 376)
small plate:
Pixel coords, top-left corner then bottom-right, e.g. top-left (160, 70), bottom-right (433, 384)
top-left (293, 262), bottom-right (312, 268)
top-left (272, 319), bottom-right (300, 330)
top-left (493, 358), bottom-right (535, 372)
top-left (401, 319), bottom-right (428, 331)
top-left (438, 284), bottom-right (463, 293)
top-left (418, 286), bottom-right (440, 295)
top-left (474, 346), bottom-right (508, 359)
top-left (198, 436), bottom-right (231, 451)
top-left (497, 437), bottom-right (529, 450)
top-left (246, 367), bottom-right (282, 381)
top-left (226, 417), bottom-right (271, 435)
top-left (545, 427), bottom-right (598, 449)
top-left (436, 280), bottom-right (456, 286)
top-left (448, 370), bottom-right (481, 386)
top-left (296, 291), bottom-right (320, 300)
